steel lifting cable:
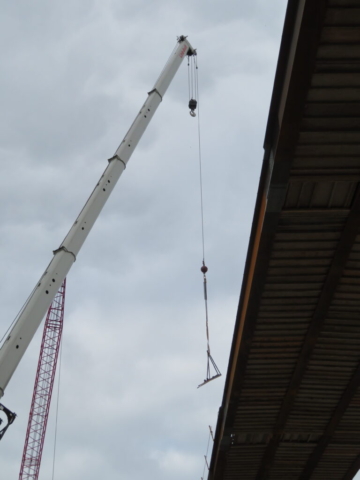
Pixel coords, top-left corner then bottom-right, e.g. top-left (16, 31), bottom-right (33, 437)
top-left (51, 337), bottom-right (63, 480)
top-left (0, 282), bottom-right (39, 347)
top-left (187, 53), bottom-right (221, 388)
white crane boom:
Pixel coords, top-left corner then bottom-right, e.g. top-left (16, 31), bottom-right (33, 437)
top-left (0, 36), bottom-right (194, 409)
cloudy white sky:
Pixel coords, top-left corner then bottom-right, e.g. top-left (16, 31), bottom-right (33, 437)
top-left (0, 1), bottom-right (291, 479)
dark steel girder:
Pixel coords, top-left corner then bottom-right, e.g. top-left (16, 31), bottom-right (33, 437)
top-left (257, 185), bottom-right (360, 479)
top-left (344, 454), bottom-right (360, 480)
top-left (299, 358), bottom-right (360, 479)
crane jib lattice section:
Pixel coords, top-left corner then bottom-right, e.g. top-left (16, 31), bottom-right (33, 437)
top-left (19, 279), bottom-right (66, 480)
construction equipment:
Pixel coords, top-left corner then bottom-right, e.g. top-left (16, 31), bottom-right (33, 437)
top-left (0, 35), bottom-right (195, 438)
top-left (19, 280), bottom-right (66, 479)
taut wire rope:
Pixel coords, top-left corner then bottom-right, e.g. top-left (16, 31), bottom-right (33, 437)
top-left (51, 335), bottom-right (63, 480)
top-left (187, 53), bottom-right (221, 388)
top-left (0, 282), bottom-right (39, 346)
top-left (201, 426), bottom-right (213, 480)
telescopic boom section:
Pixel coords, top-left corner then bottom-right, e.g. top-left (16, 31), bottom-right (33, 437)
top-left (0, 36), bottom-right (195, 401)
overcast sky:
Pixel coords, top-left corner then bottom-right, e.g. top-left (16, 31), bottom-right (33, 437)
top-left (0, 1), bottom-right (290, 479)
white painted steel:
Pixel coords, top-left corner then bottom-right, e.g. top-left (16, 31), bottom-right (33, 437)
top-left (0, 37), bottom-right (194, 398)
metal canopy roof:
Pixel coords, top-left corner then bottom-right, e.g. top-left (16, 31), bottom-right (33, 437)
top-left (209, 0), bottom-right (360, 479)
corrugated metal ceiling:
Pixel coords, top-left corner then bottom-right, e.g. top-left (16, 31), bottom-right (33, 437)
top-left (209, 1), bottom-right (360, 479)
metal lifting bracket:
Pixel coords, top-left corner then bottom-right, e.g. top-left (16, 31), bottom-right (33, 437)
top-left (0, 403), bottom-right (16, 440)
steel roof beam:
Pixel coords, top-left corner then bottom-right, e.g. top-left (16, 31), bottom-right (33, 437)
top-left (299, 361), bottom-right (360, 479)
top-left (256, 185), bottom-right (360, 479)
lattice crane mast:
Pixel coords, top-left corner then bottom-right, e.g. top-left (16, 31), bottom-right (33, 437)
top-left (19, 279), bottom-right (66, 480)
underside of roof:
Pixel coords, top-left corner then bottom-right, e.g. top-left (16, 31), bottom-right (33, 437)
top-left (209, 1), bottom-right (360, 479)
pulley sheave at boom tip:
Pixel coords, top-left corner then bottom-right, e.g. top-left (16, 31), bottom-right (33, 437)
top-left (186, 45), bottom-right (198, 117)
top-left (0, 35), bottom-right (194, 438)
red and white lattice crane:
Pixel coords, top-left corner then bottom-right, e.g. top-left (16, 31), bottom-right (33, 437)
top-left (19, 279), bottom-right (66, 480)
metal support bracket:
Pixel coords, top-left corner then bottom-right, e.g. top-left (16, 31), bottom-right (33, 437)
top-left (108, 154), bottom-right (126, 169)
top-left (0, 403), bottom-right (16, 440)
top-left (147, 88), bottom-right (163, 101)
top-left (53, 246), bottom-right (77, 262)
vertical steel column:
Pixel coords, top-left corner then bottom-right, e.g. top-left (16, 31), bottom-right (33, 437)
top-left (19, 279), bottom-right (66, 480)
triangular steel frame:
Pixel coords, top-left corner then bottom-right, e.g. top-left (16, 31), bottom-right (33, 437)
top-left (198, 350), bottom-right (222, 388)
